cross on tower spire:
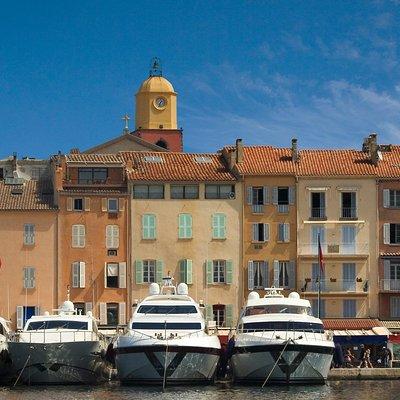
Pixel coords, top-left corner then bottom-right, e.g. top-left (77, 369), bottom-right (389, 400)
top-left (122, 114), bottom-right (130, 133)
top-left (149, 57), bottom-right (162, 77)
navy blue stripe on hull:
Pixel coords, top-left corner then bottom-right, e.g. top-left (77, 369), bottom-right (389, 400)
top-left (233, 344), bottom-right (334, 355)
top-left (115, 345), bottom-right (221, 356)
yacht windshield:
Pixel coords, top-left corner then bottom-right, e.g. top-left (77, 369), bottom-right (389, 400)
top-left (131, 322), bottom-right (201, 330)
top-left (242, 321), bottom-right (324, 333)
top-left (245, 305), bottom-right (312, 316)
top-left (137, 305), bottom-right (198, 314)
top-left (26, 321), bottom-right (88, 330)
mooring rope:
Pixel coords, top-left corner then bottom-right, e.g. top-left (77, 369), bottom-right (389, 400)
top-left (13, 354), bottom-right (30, 387)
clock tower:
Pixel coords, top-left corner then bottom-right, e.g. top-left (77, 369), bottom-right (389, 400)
top-left (133, 58), bottom-right (183, 152)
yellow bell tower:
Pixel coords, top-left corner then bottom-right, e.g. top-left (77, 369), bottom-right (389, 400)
top-left (135, 58), bottom-right (177, 130)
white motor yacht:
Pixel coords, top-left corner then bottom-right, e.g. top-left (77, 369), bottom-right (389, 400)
top-left (8, 300), bottom-right (111, 384)
top-left (0, 317), bottom-right (11, 380)
top-left (114, 277), bottom-right (221, 385)
top-left (231, 288), bottom-right (334, 384)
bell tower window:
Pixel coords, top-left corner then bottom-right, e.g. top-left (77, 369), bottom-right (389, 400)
top-left (156, 139), bottom-right (168, 149)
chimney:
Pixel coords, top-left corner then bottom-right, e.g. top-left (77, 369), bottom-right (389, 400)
top-left (369, 133), bottom-right (379, 165)
top-left (291, 138), bottom-right (299, 162)
top-left (236, 138), bottom-right (243, 164)
top-left (12, 152), bottom-right (17, 171)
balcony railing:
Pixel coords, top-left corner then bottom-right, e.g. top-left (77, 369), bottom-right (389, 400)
top-left (380, 279), bottom-right (400, 292)
top-left (299, 279), bottom-right (368, 293)
top-left (251, 204), bottom-right (264, 213)
top-left (310, 207), bottom-right (326, 219)
top-left (341, 207), bottom-right (357, 219)
top-left (277, 204), bottom-right (289, 213)
top-left (298, 242), bottom-right (369, 256)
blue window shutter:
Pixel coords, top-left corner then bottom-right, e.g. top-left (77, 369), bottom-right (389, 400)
top-left (289, 186), bottom-right (295, 205)
top-left (247, 187), bottom-right (252, 205)
top-left (288, 261), bottom-right (295, 289)
top-left (272, 187), bottom-right (278, 205)
top-left (263, 186), bottom-right (269, 205)
top-left (226, 260), bottom-right (233, 284)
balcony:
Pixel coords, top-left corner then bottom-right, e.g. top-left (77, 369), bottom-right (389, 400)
top-left (299, 279), bottom-right (368, 293)
top-left (298, 242), bottom-right (369, 257)
top-left (379, 279), bottom-right (400, 292)
top-left (310, 207), bottom-right (326, 219)
top-left (251, 204), bottom-right (264, 214)
top-left (341, 207), bottom-right (357, 219)
top-left (277, 204), bottom-right (289, 213)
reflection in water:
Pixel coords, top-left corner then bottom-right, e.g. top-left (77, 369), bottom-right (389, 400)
top-left (0, 381), bottom-right (399, 400)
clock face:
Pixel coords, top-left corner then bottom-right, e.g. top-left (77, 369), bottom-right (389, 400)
top-left (154, 97), bottom-right (167, 109)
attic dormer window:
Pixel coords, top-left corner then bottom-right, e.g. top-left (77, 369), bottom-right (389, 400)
top-left (194, 156), bottom-right (212, 164)
top-left (143, 156), bottom-right (163, 163)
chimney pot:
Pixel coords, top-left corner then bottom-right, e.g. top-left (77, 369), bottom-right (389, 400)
top-left (235, 138), bottom-right (243, 164)
top-left (291, 137), bottom-right (299, 162)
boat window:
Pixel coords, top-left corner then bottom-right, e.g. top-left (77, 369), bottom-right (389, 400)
top-left (137, 305), bottom-right (198, 314)
top-left (242, 321), bottom-right (324, 333)
top-left (244, 305), bottom-right (312, 316)
top-left (26, 320), bottom-right (89, 330)
top-left (131, 322), bottom-right (201, 330)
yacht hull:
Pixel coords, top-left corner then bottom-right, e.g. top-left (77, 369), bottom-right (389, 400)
top-left (0, 342), bottom-right (11, 381)
top-left (8, 341), bottom-right (110, 385)
top-left (115, 345), bottom-right (220, 385)
top-left (232, 343), bottom-right (334, 384)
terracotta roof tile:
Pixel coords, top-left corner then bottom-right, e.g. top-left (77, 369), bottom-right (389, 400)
top-left (66, 153), bottom-right (122, 164)
top-left (376, 146), bottom-right (400, 178)
top-left (322, 319), bottom-right (383, 330)
top-left (120, 152), bottom-right (235, 182)
top-left (380, 252), bottom-right (400, 257)
top-left (0, 180), bottom-right (55, 211)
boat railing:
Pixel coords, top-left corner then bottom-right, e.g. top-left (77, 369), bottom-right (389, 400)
top-left (237, 328), bottom-right (332, 343)
top-left (128, 328), bottom-right (206, 341)
top-left (9, 329), bottom-right (100, 344)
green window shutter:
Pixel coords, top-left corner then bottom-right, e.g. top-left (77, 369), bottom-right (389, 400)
top-left (226, 260), bottom-right (233, 284)
top-left (212, 214), bottom-right (219, 238)
top-left (179, 214), bottom-right (192, 239)
top-left (178, 214), bottom-right (185, 238)
top-left (149, 214), bottom-right (156, 239)
top-left (143, 214), bottom-right (156, 239)
top-left (156, 260), bottom-right (164, 284)
top-left (220, 214), bottom-right (226, 239)
top-left (212, 213), bottom-right (226, 239)
top-left (186, 259), bottom-right (193, 284)
top-left (135, 260), bottom-right (143, 284)
top-left (205, 304), bottom-right (213, 322)
top-left (142, 215), bottom-right (148, 239)
top-left (225, 304), bottom-right (234, 328)
top-left (180, 259), bottom-right (186, 283)
top-left (206, 260), bottom-right (213, 284)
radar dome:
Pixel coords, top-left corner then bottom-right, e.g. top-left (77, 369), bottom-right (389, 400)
top-left (149, 283), bottom-right (160, 295)
top-left (288, 292), bottom-right (300, 299)
top-left (60, 300), bottom-right (74, 313)
top-left (44, 311), bottom-right (50, 316)
top-left (86, 311), bottom-right (93, 318)
top-left (248, 291), bottom-right (260, 300)
top-left (177, 283), bottom-right (188, 295)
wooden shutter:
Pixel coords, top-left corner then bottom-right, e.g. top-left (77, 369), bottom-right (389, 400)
top-left (156, 260), bottom-right (164, 284)
top-left (248, 260), bottom-right (254, 290)
top-left (212, 214), bottom-right (218, 239)
top-left (104, 262), bottom-right (108, 288)
top-left (180, 260), bottom-right (186, 283)
top-left (142, 215), bottom-right (149, 239)
top-left (67, 197), bottom-right (73, 211)
top-left (225, 304), bottom-right (234, 328)
top-left (135, 260), bottom-right (143, 284)
top-left (252, 223), bottom-right (258, 242)
top-left (273, 260), bottom-right (279, 287)
top-left (118, 198), bottom-right (125, 212)
top-left (79, 262), bottom-right (85, 288)
top-left (288, 261), bottom-right (295, 289)
top-left (84, 197), bottom-right (90, 211)
top-left (272, 187), bottom-right (278, 205)
top-left (118, 302), bottom-right (126, 325)
top-left (72, 262), bottom-right (79, 288)
top-left (99, 303), bottom-right (107, 325)
top-left (206, 260), bottom-right (213, 284)
top-left (101, 198), bottom-right (107, 212)
top-left (263, 261), bottom-right (269, 287)
top-left (226, 260), bottom-right (233, 284)
top-left (186, 259), bottom-right (193, 284)
top-left (113, 225), bottom-right (119, 248)
top-left (289, 186), bottom-right (295, 205)
top-left (72, 225), bottom-right (78, 247)
top-left (16, 306), bottom-right (24, 329)
top-left (263, 186), bottom-right (269, 205)
top-left (384, 223), bottom-right (391, 244)
top-left (205, 305), bottom-right (213, 322)
top-left (384, 259), bottom-right (391, 291)
top-left (119, 262), bottom-right (127, 288)
top-left (383, 189), bottom-right (390, 208)
top-left (264, 223), bottom-right (270, 241)
top-left (85, 302), bottom-right (93, 314)
top-left (247, 187), bottom-right (252, 205)
top-left (178, 214), bottom-right (185, 238)
top-left (30, 268), bottom-right (35, 288)
top-left (284, 223), bottom-right (290, 242)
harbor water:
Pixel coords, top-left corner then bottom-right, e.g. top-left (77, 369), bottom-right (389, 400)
top-left (0, 381), bottom-right (399, 400)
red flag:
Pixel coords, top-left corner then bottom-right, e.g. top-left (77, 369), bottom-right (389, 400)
top-left (318, 234), bottom-right (324, 273)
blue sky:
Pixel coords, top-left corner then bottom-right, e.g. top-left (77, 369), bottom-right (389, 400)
top-left (1, 1), bottom-right (400, 157)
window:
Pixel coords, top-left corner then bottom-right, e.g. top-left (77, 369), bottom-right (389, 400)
top-left (311, 192), bottom-right (326, 218)
top-left (384, 189), bottom-right (400, 208)
top-left (170, 185), bottom-right (199, 199)
top-left (341, 192), bottom-right (357, 218)
top-left (248, 260), bottom-right (268, 290)
top-left (311, 263), bottom-right (326, 291)
top-left (107, 198), bottom-right (118, 213)
top-left (311, 225), bottom-right (325, 253)
top-left (390, 297), bottom-right (400, 318)
top-left (179, 259), bottom-right (193, 284)
top-left (252, 223), bottom-right (269, 242)
top-left (251, 187), bottom-right (265, 205)
top-left (27, 320), bottom-right (88, 330)
top-left (343, 263), bottom-right (356, 291)
top-left (278, 223), bottom-right (290, 242)
top-left (78, 168), bottom-right (107, 184)
top-left (178, 214), bottom-right (192, 239)
top-left (213, 305), bottom-right (225, 327)
top-left (205, 184), bottom-right (235, 199)
top-left (75, 302), bottom-right (85, 316)
top-left (132, 185), bottom-right (164, 199)
top-left (391, 224), bottom-right (400, 244)
top-left (213, 260), bottom-right (226, 283)
top-left (106, 225), bottom-right (119, 249)
top-left (73, 198), bottom-right (83, 211)
top-left (212, 213), bottom-right (226, 239)
top-left (72, 261), bottom-right (85, 288)
top-left (343, 299), bottom-right (356, 317)
top-left (341, 225), bottom-right (356, 254)
top-left (390, 262), bottom-right (400, 281)
top-left (137, 305), bottom-right (198, 314)
top-left (23, 224), bottom-right (35, 245)
top-left (273, 260), bottom-right (295, 289)
top-left (106, 303), bottom-right (118, 327)
top-left (72, 225), bottom-right (85, 248)
top-left (206, 260), bottom-right (233, 284)
top-left (105, 263), bottom-right (119, 288)
top-left (23, 267), bottom-right (35, 289)
top-left (311, 300), bottom-right (326, 318)
top-left (143, 260), bottom-right (156, 283)
top-left (142, 214), bottom-right (156, 239)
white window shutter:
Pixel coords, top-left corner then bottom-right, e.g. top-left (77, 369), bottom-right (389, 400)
top-left (272, 187), bottom-right (278, 205)
top-left (101, 198), bottom-right (107, 212)
top-left (67, 197), bottom-right (73, 211)
top-left (247, 187), bottom-right (252, 205)
top-left (264, 223), bottom-right (269, 241)
top-left (252, 223), bottom-right (258, 241)
top-left (118, 198), bottom-right (125, 211)
top-left (248, 261), bottom-right (254, 290)
top-left (384, 223), bottom-right (391, 244)
top-left (118, 302), bottom-right (126, 325)
top-left (16, 306), bottom-right (24, 329)
top-left (84, 197), bottom-right (90, 211)
top-left (273, 260), bottom-right (279, 287)
top-left (384, 259), bottom-right (391, 290)
top-left (85, 302), bottom-right (93, 314)
top-left (104, 262), bottom-right (108, 288)
top-left (383, 189), bottom-right (390, 208)
top-left (79, 261), bottom-right (85, 288)
top-left (263, 186), bottom-right (269, 205)
top-left (72, 225), bottom-right (78, 247)
top-left (113, 226), bottom-right (119, 248)
top-left (119, 262), bottom-right (127, 288)
top-left (284, 223), bottom-right (290, 242)
top-left (99, 303), bottom-right (107, 325)
top-left (289, 186), bottom-right (295, 205)
top-left (72, 262), bottom-right (79, 288)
